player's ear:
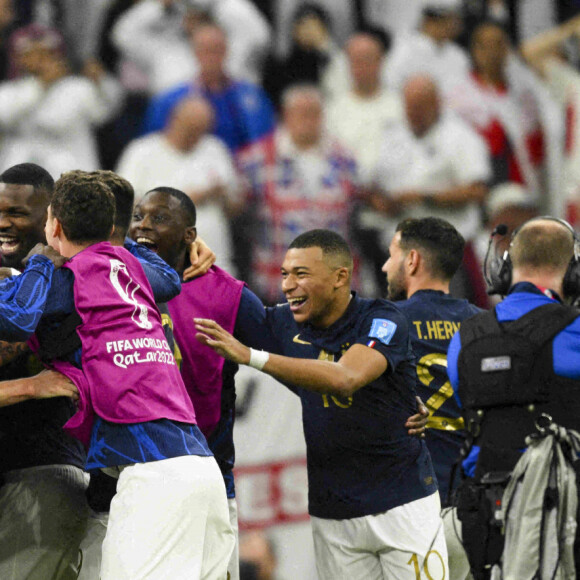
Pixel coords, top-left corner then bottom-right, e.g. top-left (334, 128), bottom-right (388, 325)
top-left (334, 266), bottom-right (350, 288)
top-left (184, 226), bottom-right (197, 245)
top-left (407, 249), bottom-right (420, 276)
top-left (51, 217), bottom-right (62, 239)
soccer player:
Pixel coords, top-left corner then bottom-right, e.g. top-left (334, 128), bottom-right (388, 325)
top-left (195, 229), bottom-right (447, 580)
top-left (382, 217), bottom-right (482, 503)
top-left (40, 172), bottom-right (234, 579)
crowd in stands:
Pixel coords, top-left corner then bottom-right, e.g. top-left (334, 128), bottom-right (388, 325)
top-left (1, 0), bottom-right (580, 309)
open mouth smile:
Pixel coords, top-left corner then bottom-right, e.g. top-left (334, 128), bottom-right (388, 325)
top-left (0, 236), bottom-right (20, 255)
top-left (288, 296), bottom-right (308, 311)
top-left (135, 236), bottom-right (159, 252)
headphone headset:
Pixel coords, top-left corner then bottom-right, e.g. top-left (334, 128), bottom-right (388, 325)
top-left (485, 216), bottom-right (580, 300)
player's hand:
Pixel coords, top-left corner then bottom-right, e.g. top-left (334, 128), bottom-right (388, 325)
top-left (194, 318), bottom-right (251, 364)
top-left (0, 267), bottom-right (18, 280)
top-left (30, 369), bottom-right (79, 401)
top-left (405, 396), bottom-right (428, 437)
top-left (22, 243), bottom-right (67, 269)
top-left (183, 237), bottom-right (216, 280)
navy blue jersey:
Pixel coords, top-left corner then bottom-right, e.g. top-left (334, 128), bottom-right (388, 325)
top-left (396, 290), bottom-right (481, 501)
top-left (262, 294), bottom-right (437, 520)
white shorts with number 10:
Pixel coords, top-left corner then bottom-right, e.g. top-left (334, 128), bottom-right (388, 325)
top-left (311, 491), bottom-right (447, 580)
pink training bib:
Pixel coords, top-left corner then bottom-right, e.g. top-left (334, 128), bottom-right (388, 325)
top-left (47, 242), bottom-right (196, 446)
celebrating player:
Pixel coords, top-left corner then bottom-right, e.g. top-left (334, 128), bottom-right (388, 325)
top-left (196, 229), bottom-right (447, 580)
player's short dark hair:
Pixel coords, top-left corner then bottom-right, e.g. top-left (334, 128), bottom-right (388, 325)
top-left (289, 229), bottom-right (353, 270)
top-left (65, 170), bottom-right (134, 238)
top-left (0, 163), bottom-right (54, 199)
top-left (396, 217), bottom-right (465, 280)
top-left (145, 186), bottom-right (196, 227)
top-left (52, 172), bottom-right (115, 243)
top-left (92, 171), bottom-right (134, 237)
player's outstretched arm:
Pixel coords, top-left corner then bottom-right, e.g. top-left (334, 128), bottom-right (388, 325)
top-left (0, 369), bottom-right (78, 407)
top-left (195, 318), bottom-right (387, 398)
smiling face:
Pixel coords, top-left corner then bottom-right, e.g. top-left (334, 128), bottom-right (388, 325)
top-left (281, 246), bottom-right (346, 327)
top-left (382, 232), bottom-right (409, 301)
top-left (0, 183), bottom-right (48, 269)
top-left (129, 191), bottom-right (196, 270)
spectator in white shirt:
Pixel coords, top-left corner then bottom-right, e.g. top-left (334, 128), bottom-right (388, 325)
top-left (0, 24), bottom-right (123, 178)
top-left (385, 0), bottom-right (470, 98)
top-left (112, 0), bottom-right (271, 95)
top-left (371, 75), bottom-right (491, 244)
top-left (327, 30), bottom-right (402, 185)
top-left (326, 29), bottom-right (403, 295)
top-left (117, 96), bottom-right (241, 275)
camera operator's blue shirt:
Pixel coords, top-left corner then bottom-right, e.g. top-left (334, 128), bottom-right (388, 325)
top-left (447, 282), bottom-right (580, 475)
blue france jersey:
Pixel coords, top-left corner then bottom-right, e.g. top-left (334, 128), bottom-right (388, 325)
top-left (396, 290), bottom-right (482, 502)
top-left (263, 294), bottom-right (437, 520)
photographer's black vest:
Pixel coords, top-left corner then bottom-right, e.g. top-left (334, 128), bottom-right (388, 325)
top-left (457, 303), bottom-right (580, 478)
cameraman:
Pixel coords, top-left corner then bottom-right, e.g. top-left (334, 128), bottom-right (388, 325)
top-left (447, 217), bottom-right (580, 578)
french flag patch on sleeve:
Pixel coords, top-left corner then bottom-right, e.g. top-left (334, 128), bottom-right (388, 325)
top-left (368, 319), bottom-right (397, 346)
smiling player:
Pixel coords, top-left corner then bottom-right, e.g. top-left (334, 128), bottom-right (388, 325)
top-left (196, 229), bottom-right (447, 580)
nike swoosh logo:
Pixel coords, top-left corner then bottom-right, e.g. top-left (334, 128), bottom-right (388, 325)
top-left (293, 334), bottom-right (311, 345)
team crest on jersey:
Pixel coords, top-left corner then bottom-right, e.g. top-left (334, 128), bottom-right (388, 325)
top-left (369, 319), bottom-right (397, 345)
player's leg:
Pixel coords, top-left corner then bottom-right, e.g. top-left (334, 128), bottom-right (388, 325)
top-left (310, 515), bottom-right (383, 580)
top-left (77, 470), bottom-right (117, 580)
top-left (199, 460), bottom-right (236, 580)
top-left (227, 498), bottom-right (240, 580)
top-left (0, 464), bottom-right (89, 580)
top-left (100, 455), bottom-right (234, 580)
top-left (77, 510), bottom-right (109, 580)
top-left (376, 492), bottom-right (448, 579)
top-left (442, 507), bottom-right (474, 580)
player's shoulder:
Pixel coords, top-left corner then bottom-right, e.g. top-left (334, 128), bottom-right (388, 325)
top-left (265, 301), bottom-right (293, 321)
top-left (354, 296), bottom-right (409, 328)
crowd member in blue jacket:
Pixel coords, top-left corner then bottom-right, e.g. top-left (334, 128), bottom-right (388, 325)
top-left (144, 23), bottom-right (275, 153)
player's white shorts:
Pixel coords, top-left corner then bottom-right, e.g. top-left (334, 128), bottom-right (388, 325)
top-left (311, 491), bottom-right (448, 580)
top-left (78, 485), bottom-right (241, 580)
top-left (100, 455), bottom-right (234, 580)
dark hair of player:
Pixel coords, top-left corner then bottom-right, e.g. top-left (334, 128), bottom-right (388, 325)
top-left (66, 170), bottom-right (134, 239)
top-left (0, 163), bottom-right (54, 199)
top-left (145, 186), bottom-right (197, 227)
top-left (396, 217), bottom-right (465, 281)
top-left (52, 172), bottom-right (115, 243)
top-left (289, 229), bottom-right (353, 271)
